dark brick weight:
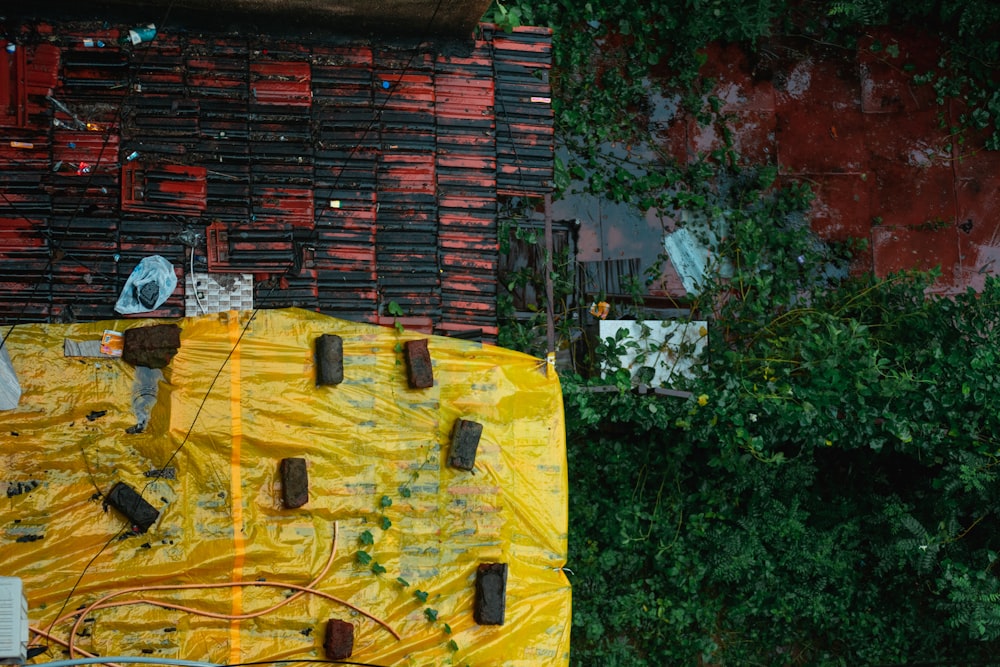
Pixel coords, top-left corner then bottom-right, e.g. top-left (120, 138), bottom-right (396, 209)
top-left (105, 481), bottom-right (160, 533)
top-left (315, 334), bottom-right (344, 386)
top-left (122, 324), bottom-right (181, 369)
top-left (449, 419), bottom-right (483, 471)
top-left (324, 619), bottom-right (354, 660)
top-left (404, 338), bottom-right (433, 389)
top-left (474, 562), bottom-right (508, 625)
top-left (280, 458), bottom-right (308, 509)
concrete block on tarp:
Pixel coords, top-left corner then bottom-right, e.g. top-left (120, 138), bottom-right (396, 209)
top-left (122, 324), bottom-right (181, 369)
top-left (104, 482), bottom-right (160, 533)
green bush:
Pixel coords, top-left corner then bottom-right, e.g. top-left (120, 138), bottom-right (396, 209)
top-left (560, 176), bottom-right (1000, 662)
top-left (483, 0), bottom-right (1000, 661)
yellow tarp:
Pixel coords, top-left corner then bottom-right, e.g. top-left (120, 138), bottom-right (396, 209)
top-left (0, 308), bottom-right (570, 666)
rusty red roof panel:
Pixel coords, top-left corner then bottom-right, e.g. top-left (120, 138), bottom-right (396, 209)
top-left (375, 51), bottom-right (435, 112)
top-left (1, 42), bottom-right (59, 128)
top-left (52, 131), bottom-right (119, 168)
top-left (206, 221), bottom-right (296, 273)
top-left (121, 163), bottom-right (207, 214)
top-left (432, 39), bottom-right (500, 329)
top-left (25, 43), bottom-right (60, 94)
top-left (250, 61), bottom-right (312, 106)
top-left (1, 134), bottom-right (50, 170)
top-left (0, 45), bottom-right (27, 127)
top-left (613, 34), bottom-right (1000, 299)
top-left (253, 187), bottom-right (314, 227)
top-left (488, 26), bottom-right (554, 196)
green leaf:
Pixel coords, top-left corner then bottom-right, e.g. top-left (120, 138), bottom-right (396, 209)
top-left (380, 495), bottom-right (393, 509)
top-left (359, 530), bottom-right (374, 546)
top-left (387, 301), bottom-right (404, 317)
top-left (399, 486), bottom-right (412, 498)
top-left (355, 551), bottom-right (372, 566)
top-left (396, 577), bottom-right (410, 587)
top-left (447, 639), bottom-right (459, 652)
top-left (443, 623), bottom-right (452, 634)
top-left (415, 589), bottom-right (429, 603)
top-left (424, 608), bottom-right (438, 622)
top-left (371, 562), bottom-right (387, 575)
top-left (381, 516), bottom-right (392, 530)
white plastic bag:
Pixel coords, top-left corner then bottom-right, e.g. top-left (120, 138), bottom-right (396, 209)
top-left (115, 255), bottom-right (178, 314)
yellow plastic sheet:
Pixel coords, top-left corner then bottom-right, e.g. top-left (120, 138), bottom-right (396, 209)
top-left (0, 308), bottom-right (569, 666)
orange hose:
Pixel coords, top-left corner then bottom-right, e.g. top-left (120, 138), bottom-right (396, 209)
top-left (68, 580), bottom-right (401, 650)
top-left (58, 521), bottom-right (400, 657)
top-left (29, 626), bottom-right (99, 657)
top-left (50, 522), bottom-right (339, 637)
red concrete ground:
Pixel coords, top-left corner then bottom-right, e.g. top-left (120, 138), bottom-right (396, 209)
top-left (676, 31), bottom-right (999, 294)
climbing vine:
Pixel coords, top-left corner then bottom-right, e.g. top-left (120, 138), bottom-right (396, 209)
top-left (485, 0), bottom-right (1000, 211)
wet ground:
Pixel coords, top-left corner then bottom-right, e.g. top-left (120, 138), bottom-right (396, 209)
top-left (555, 29), bottom-right (1000, 299)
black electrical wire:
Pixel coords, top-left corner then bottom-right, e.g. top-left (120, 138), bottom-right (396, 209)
top-left (313, 0), bottom-right (445, 231)
top-left (137, 304), bottom-right (257, 497)
top-left (295, 0), bottom-right (448, 317)
top-left (37, 528), bottom-right (127, 655)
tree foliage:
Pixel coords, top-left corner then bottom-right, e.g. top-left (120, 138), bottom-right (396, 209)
top-left (483, 0), bottom-right (1000, 662)
top-left (562, 173), bottom-right (1000, 661)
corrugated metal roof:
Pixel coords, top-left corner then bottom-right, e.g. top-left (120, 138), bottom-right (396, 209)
top-left (0, 22), bottom-right (554, 340)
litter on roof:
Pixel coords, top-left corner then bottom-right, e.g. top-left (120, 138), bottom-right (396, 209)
top-left (0, 19), bottom-right (555, 341)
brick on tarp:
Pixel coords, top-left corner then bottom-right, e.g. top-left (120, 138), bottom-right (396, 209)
top-left (449, 419), bottom-right (483, 471)
top-left (323, 619), bottom-right (354, 660)
top-left (474, 562), bottom-right (508, 626)
top-left (122, 324), bottom-right (181, 369)
top-left (403, 338), bottom-right (433, 389)
top-left (315, 334), bottom-right (344, 386)
top-left (280, 457), bottom-right (308, 509)
top-left (104, 481), bottom-right (160, 533)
